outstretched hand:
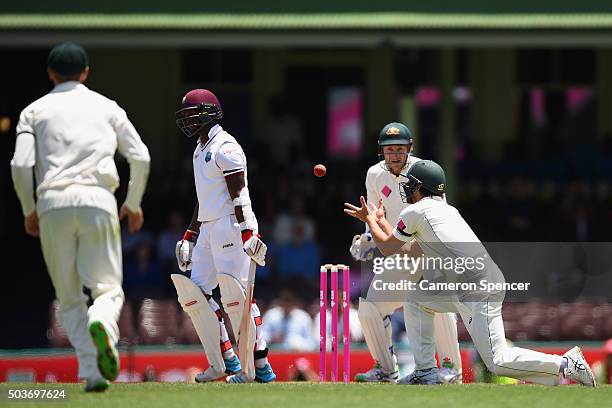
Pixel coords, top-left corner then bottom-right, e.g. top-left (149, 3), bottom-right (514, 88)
top-left (373, 198), bottom-right (385, 221)
top-left (344, 196), bottom-right (377, 223)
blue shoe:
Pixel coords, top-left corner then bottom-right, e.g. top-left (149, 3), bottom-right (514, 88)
top-left (255, 363), bottom-right (276, 383)
top-left (224, 355), bottom-right (242, 375)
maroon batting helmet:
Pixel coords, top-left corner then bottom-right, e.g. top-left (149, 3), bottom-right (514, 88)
top-left (175, 89), bottom-right (223, 138)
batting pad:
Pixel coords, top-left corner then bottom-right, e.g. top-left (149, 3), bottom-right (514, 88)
top-left (434, 313), bottom-right (462, 373)
top-left (171, 274), bottom-right (225, 372)
top-left (218, 273), bottom-right (256, 379)
top-left (358, 297), bottom-right (397, 372)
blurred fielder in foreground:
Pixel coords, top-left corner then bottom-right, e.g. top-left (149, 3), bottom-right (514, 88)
top-left (345, 160), bottom-right (596, 387)
top-left (173, 89), bottom-right (275, 383)
top-left (350, 123), bottom-right (461, 383)
top-left (10, 43), bottom-right (150, 392)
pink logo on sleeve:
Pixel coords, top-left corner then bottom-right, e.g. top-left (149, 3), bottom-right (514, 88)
top-left (381, 185), bottom-right (392, 197)
top-left (397, 219), bottom-right (406, 231)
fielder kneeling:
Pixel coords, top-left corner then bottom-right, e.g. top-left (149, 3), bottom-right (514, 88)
top-left (350, 122), bottom-right (461, 383)
top-left (345, 160), bottom-right (596, 386)
top-left (173, 89), bottom-right (275, 384)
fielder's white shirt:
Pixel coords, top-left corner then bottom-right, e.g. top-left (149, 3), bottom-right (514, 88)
top-left (365, 155), bottom-right (422, 229)
top-left (10, 81), bottom-right (150, 216)
top-left (194, 125), bottom-right (250, 222)
top-left (393, 196), bottom-right (481, 257)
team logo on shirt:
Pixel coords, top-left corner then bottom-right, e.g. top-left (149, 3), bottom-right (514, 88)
top-left (397, 219), bottom-right (406, 231)
top-left (381, 185), bottom-right (392, 197)
top-left (205, 151), bottom-right (212, 162)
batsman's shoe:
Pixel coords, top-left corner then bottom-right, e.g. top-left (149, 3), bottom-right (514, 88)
top-left (195, 366), bottom-right (227, 383)
top-left (397, 368), bottom-right (442, 385)
top-left (255, 363), bottom-right (276, 383)
top-left (224, 355), bottom-right (242, 375)
top-left (562, 346), bottom-right (596, 387)
top-left (88, 321), bottom-right (119, 381)
top-left (438, 367), bottom-right (462, 384)
top-left (225, 372), bottom-right (254, 384)
top-left (84, 377), bottom-right (109, 393)
top-left (355, 363), bottom-right (399, 382)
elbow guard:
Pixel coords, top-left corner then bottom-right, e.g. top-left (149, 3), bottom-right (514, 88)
top-left (232, 187), bottom-right (258, 232)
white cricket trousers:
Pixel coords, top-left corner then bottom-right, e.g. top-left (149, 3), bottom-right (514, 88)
top-left (190, 213), bottom-right (267, 353)
top-left (404, 298), bottom-right (563, 385)
top-left (363, 265), bottom-right (461, 373)
top-left (39, 206), bottom-right (124, 380)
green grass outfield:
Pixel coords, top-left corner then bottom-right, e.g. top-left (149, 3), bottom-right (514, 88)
top-left (1, 382), bottom-right (610, 408)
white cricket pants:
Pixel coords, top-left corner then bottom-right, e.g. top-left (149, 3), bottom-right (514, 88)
top-left (39, 206), bottom-right (124, 380)
top-left (364, 265), bottom-right (461, 372)
top-left (191, 214), bottom-right (267, 352)
top-left (404, 297), bottom-right (563, 385)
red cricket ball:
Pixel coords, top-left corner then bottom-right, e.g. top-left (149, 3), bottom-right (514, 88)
top-left (313, 164), bottom-right (327, 178)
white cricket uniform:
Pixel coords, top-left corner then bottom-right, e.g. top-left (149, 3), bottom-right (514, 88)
top-left (362, 157), bottom-right (461, 375)
top-left (393, 197), bottom-right (563, 385)
top-left (190, 124), bottom-right (257, 293)
top-left (10, 81), bottom-right (150, 381)
top-left (364, 156), bottom-right (421, 314)
top-left (189, 124), bottom-right (267, 353)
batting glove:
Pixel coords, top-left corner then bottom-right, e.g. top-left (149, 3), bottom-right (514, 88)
top-left (241, 230), bottom-right (267, 267)
top-left (349, 232), bottom-right (376, 261)
top-left (175, 230), bottom-right (198, 272)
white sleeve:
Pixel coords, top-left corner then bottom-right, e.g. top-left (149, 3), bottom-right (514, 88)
top-left (112, 104), bottom-right (151, 211)
top-left (392, 206), bottom-right (419, 242)
top-left (364, 168), bottom-right (378, 233)
top-left (216, 142), bottom-right (245, 176)
top-left (10, 110), bottom-right (37, 216)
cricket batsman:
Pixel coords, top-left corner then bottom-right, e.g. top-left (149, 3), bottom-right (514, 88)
top-left (345, 160), bottom-right (596, 386)
top-left (10, 43), bottom-right (150, 392)
top-left (173, 89), bottom-right (275, 383)
top-left (349, 122), bottom-right (462, 383)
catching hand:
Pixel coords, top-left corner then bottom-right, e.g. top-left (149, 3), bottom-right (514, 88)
top-left (349, 232), bottom-right (377, 261)
top-left (344, 196), bottom-right (377, 223)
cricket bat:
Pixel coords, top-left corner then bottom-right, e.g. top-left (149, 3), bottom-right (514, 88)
top-left (238, 259), bottom-right (257, 380)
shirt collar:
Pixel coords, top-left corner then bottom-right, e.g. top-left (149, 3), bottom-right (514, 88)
top-left (51, 81), bottom-right (87, 93)
top-left (424, 195), bottom-right (444, 202)
top-left (208, 124), bottom-right (222, 140)
top-left (199, 124), bottom-right (223, 150)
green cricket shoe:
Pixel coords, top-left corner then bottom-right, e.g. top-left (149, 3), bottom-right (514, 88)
top-left (88, 320), bottom-right (119, 381)
top-left (84, 377), bottom-right (110, 392)
top-left (354, 362), bottom-right (399, 382)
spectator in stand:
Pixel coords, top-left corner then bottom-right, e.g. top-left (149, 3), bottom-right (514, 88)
top-left (123, 235), bottom-right (163, 305)
top-left (312, 299), bottom-right (364, 349)
top-left (262, 290), bottom-right (315, 351)
top-left (274, 196), bottom-right (319, 290)
top-left (259, 96), bottom-right (304, 170)
top-left (157, 211), bottom-right (185, 294)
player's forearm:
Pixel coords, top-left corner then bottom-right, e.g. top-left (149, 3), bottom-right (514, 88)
top-left (225, 172), bottom-right (257, 231)
top-left (377, 216), bottom-right (394, 236)
top-left (124, 160), bottom-right (150, 211)
top-left (10, 165), bottom-right (36, 216)
top-left (365, 216), bottom-right (396, 256)
top-left (187, 202), bottom-right (201, 232)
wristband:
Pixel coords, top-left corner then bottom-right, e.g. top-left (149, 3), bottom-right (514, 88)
top-left (241, 229), bottom-right (253, 243)
top-left (183, 229), bottom-right (199, 242)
